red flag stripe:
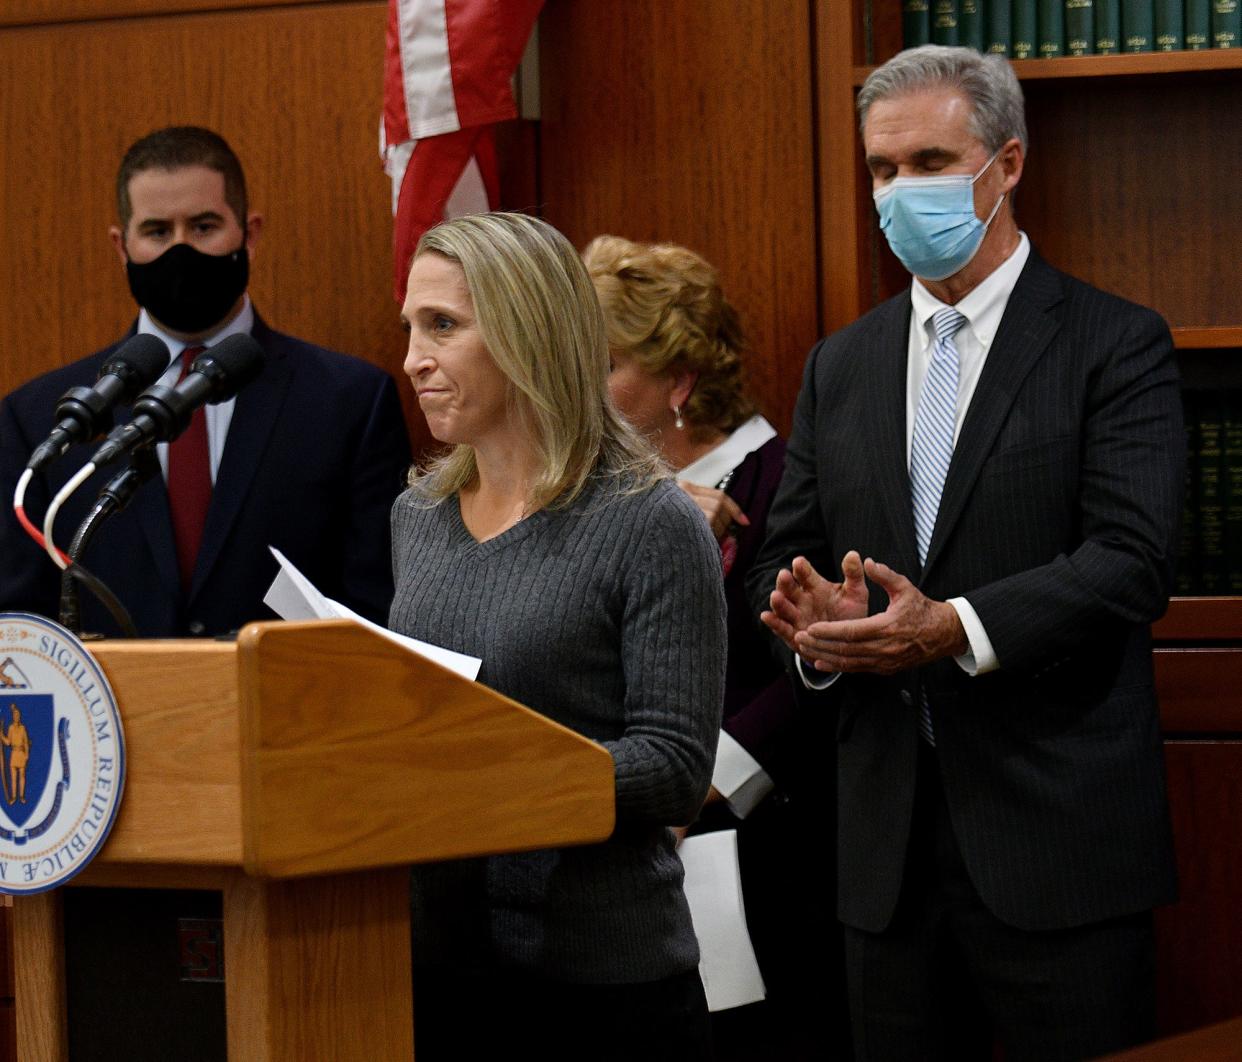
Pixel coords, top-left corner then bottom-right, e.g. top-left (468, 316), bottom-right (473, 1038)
top-left (442, 0), bottom-right (542, 130)
top-left (392, 126), bottom-right (484, 301)
top-left (383, 1), bottom-right (543, 302)
top-left (382, 0), bottom-right (412, 147)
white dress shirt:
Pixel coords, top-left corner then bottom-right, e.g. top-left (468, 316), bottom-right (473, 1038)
top-left (137, 295), bottom-right (254, 485)
top-left (799, 233), bottom-right (1031, 690)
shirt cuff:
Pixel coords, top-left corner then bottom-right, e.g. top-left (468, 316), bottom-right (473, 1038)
top-left (948, 597), bottom-right (999, 675)
top-left (795, 652), bottom-right (840, 690)
top-left (712, 729), bottom-right (775, 819)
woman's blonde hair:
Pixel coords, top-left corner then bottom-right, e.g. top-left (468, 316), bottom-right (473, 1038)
top-left (409, 212), bottom-right (665, 508)
top-left (582, 235), bottom-right (755, 437)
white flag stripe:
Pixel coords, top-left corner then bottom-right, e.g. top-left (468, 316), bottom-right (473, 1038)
top-left (395, 0), bottom-right (461, 139)
top-left (383, 136), bottom-right (415, 215)
top-left (443, 154), bottom-right (490, 219)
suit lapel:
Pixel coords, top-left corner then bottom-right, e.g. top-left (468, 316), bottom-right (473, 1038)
top-left (863, 292), bottom-right (921, 577)
top-left (188, 321), bottom-right (292, 602)
top-left (921, 253), bottom-right (1064, 578)
top-left (122, 401), bottom-right (182, 602)
top-left (99, 324), bottom-right (182, 603)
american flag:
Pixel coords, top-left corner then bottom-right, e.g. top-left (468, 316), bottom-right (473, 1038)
top-left (382, 0), bottom-right (543, 302)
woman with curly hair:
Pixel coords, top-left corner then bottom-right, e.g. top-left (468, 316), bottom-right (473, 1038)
top-left (585, 235), bottom-right (830, 1060)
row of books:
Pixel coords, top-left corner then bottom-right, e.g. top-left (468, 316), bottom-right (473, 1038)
top-left (903, 1), bottom-right (1241, 57)
top-left (1178, 391), bottom-right (1242, 596)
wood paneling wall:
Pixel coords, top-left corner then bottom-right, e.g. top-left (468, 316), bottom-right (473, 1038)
top-left (0, 0), bottom-right (423, 442)
top-left (537, 0), bottom-right (821, 435)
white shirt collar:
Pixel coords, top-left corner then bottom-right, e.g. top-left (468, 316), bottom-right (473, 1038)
top-left (910, 232), bottom-right (1030, 351)
top-left (137, 294), bottom-right (255, 365)
top-left (679, 415), bottom-right (777, 488)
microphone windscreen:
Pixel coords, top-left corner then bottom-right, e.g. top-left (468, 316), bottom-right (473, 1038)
top-left (191, 334), bottom-right (265, 401)
top-left (100, 334), bottom-right (170, 398)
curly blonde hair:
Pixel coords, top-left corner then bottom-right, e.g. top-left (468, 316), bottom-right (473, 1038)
top-left (583, 235), bottom-right (755, 437)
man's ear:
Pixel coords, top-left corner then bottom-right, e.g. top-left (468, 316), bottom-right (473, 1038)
top-left (108, 225), bottom-right (128, 267)
top-left (999, 137), bottom-right (1024, 194)
top-left (244, 211), bottom-right (264, 259)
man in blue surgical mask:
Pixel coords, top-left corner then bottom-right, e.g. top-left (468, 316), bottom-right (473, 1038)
top-left (750, 46), bottom-right (1184, 1061)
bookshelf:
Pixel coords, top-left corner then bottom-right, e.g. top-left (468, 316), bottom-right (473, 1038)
top-left (851, 45), bottom-right (1242, 83)
top-left (1155, 597), bottom-right (1242, 640)
top-left (1172, 327), bottom-right (1242, 349)
top-left (822, 3), bottom-right (1242, 1038)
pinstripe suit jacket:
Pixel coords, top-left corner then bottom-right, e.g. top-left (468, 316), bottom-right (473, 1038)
top-left (749, 252), bottom-right (1184, 933)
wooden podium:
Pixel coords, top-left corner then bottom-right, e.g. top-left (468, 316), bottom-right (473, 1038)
top-left (10, 620), bottom-right (615, 1060)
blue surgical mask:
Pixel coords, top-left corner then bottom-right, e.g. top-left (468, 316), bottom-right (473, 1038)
top-left (873, 152), bottom-right (1004, 282)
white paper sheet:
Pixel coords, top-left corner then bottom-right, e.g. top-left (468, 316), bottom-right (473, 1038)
top-left (263, 547), bottom-right (482, 681)
top-left (679, 829), bottom-right (766, 1012)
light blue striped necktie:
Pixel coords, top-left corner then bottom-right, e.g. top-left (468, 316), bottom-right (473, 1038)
top-left (910, 306), bottom-right (966, 745)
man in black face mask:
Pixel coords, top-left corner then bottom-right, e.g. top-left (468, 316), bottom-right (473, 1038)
top-left (0, 127), bottom-right (413, 1061)
top-left (114, 150), bottom-right (255, 338)
top-left (0, 126), bottom-right (411, 639)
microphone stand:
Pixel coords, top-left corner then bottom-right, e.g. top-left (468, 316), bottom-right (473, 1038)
top-left (58, 448), bottom-right (157, 638)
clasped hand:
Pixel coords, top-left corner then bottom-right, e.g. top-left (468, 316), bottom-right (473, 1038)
top-left (760, 551), bottom-right (967, 675)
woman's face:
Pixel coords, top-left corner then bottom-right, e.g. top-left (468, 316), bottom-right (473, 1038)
top-left (402, 253), bottom-right (512, 449)
top-left (607, 350), bottom-right (675, 440)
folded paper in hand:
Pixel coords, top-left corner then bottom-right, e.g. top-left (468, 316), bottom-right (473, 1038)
top-left (262, 546), bottom-right (482, 681)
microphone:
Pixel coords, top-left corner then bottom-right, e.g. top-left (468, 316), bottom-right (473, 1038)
top-left (27, 334), bottom-right (170, 471)
top-left (89, 334), bottom-right (265, 468)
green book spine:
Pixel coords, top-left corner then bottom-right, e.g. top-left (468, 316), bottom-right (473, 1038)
top-left (1214, 0), bottom-right (1241, 47)
top-left (1122, 0), bottom-right (1154, 50)
top-left (932, 0), bottom-right (961, 44)
top-left (1039, 0), bottom-right (1066, 54)
top-left (1198, 394), bottom-right (1227, 594)
top-left (988, 0), bottom-right (1013, 52)
top-left (1224, 394), bottom-right (1242, 593)
top-left (1154, 0), bottom-right (1184, 48)
top-left (1013, 0), bottom-right (1038, 56)
top-left (1187, 0), bottom-right (1211, 47)
top-left (1096, 0), bottom-right (1122, 51)
top-left (960, 0), bottom-right (986, 49)
top-left (903, 0), bottom-right (932, 47)
top-left (1176, 393), bottom-right (1200, 595)
top-left (1066, 0), bottom-right (1095, 52)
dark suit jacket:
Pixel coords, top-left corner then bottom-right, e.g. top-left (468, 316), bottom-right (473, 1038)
top-left (0, 316), bottom-right (412, 637)
top-left (719, 435), bottom-right (799, 770)
top-left (748, 251), bottom-right (1184, 935)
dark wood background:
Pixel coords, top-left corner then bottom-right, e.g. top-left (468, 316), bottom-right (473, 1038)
top-left (2, 0), bottom-right (1239, 1053)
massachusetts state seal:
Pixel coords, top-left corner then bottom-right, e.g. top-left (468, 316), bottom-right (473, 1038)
top-left (0, 613), bottom-right (126, 893)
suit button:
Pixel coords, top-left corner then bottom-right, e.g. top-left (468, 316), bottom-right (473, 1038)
top-left (900, 690), bottom-right (913, 706)
top-left (187, 620), bottom-right (206, 636)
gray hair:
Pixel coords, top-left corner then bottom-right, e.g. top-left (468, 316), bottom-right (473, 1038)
top-left (857, 45), bottom-right (1027, 153)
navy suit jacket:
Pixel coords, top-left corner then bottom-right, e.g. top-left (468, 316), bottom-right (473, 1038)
top-left (749, 252), bottom-right (1184, 934)
top-left (0, 316), bottom-right (412, 637)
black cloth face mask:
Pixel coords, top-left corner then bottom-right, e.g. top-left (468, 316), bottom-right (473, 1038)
top-left (125, 240), bottom-right (249, 335)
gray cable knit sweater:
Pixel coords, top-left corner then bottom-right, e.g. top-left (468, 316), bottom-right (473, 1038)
top-left (390, 473), bottom-right (726, 983)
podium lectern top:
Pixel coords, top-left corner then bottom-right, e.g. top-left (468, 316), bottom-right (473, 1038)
top-left (83, 618), bottom-right (615, 879)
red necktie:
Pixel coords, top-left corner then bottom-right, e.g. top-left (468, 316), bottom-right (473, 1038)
top-left (167, 345), bottom-right (211, 590)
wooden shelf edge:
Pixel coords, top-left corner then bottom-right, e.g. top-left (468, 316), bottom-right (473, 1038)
top-left (852, 48), bottom-right (1242, 87)
top-left (1172, 327), bottom-right (1242, 349)
top-left (0, 0), bottom-right (331, 30)
top-left (1153, 597), bottom-right (1242, 641)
